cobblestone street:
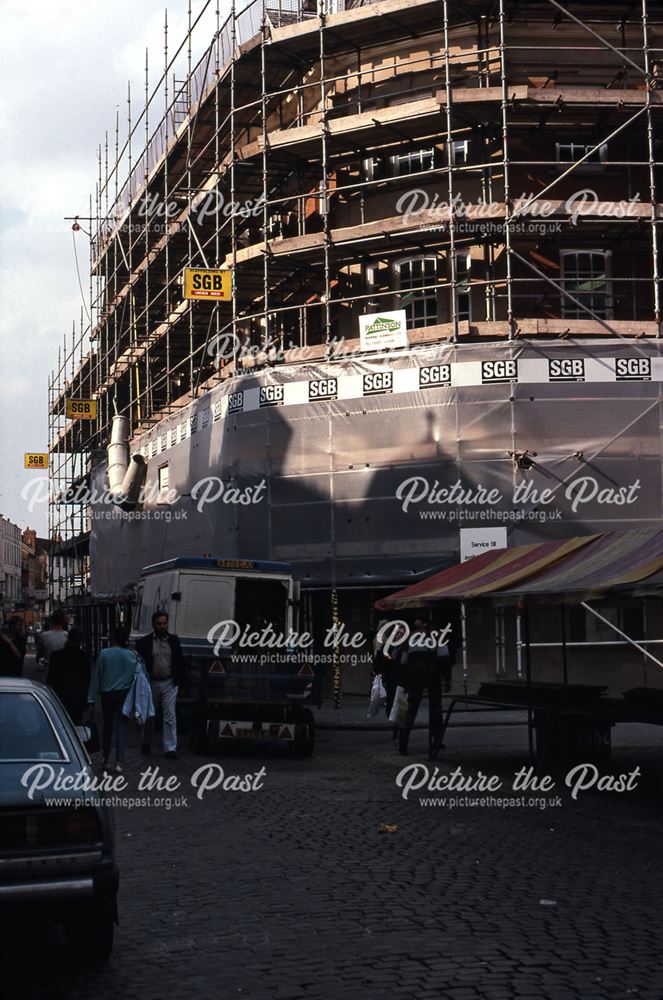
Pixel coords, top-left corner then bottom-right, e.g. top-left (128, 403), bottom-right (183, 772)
top-left (4, 1), bottom-right (663, 997)
top-left (2, 700), bottom-right (663, 1000)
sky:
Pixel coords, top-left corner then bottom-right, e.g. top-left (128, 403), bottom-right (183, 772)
top-left (0, 0), bottom-right (216, 535)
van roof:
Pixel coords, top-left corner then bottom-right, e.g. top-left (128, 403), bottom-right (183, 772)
top-left (140, 557), bottom-right (292, 576)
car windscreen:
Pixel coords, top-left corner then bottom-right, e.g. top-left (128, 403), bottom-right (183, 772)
top-left (0, 692), bottom-right (66, 762)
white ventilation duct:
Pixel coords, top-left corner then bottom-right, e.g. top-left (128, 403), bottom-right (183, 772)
top-left (107, 415), bottom-right (147, 510)
top-left (107, 416), bottom-right (130, 494)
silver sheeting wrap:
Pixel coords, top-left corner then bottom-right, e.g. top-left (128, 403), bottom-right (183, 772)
top-left (89, 339), bottom-right (663, 596)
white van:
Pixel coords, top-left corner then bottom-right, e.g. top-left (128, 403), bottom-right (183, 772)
top-left (131, 557), bottom-right (316, 754)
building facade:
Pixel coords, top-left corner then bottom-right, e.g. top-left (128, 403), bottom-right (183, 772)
top-left (48, 0), bottom-right (662, 680)
top-left (20, 529), bottom-right (49, 625)
top-left (0, 516), bottom-right (23, 617)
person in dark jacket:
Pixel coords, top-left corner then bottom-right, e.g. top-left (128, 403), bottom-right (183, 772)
top-left (399, 616), bottom-right (453, 760)
top-left (0, 628), bottom-right (22, 677)
top-left (8, 618), bottom-right (27, 668)
top-left (373, 620), bottom-right (408, 742)
top-left (47, 627), bottom-right (91, 725)
top-left (135, 611), bottom-right (185, 760)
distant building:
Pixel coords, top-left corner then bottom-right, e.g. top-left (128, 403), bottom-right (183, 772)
top-left (20, 529), bottom-right (49, 624)
top-left (0, 516), bottom-right (22, 618)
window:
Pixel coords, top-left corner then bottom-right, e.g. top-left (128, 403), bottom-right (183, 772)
top-left (556, 142), bottom-right (607, 165)
top-left (235, 578), bottom-right (288, 635)
top-left (182, 577), bottom-right (234, 638)
top-left (0, 693), bottom-right (65, 762)
top-left (451, 140), bottom-right (469, 165)
top-left (157, 464), bottom-right (170, 503)
top-left (560, 250), bottom-right (613, 319)
top-left (452, 251), bottom-right (471, 321)
top-left (397, 257), bottom-right (438, 329)
top-left (392, 148), bottom-right (435, 176)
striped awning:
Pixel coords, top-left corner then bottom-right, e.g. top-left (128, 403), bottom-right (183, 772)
top-left (375, 529), bottom-right (663, 609)
top-left (375, 535), bottom-right (598, 609)
top-left (498, 528), bottom-right (663, 597)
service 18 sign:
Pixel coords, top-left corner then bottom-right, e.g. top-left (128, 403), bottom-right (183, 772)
top-left (460, 527), bottom-right (508, 563)
top-left (24, 453), bottom-right (48, 469)
top-left (183, 268), bottom-right (231, 301)
top-left (66, 399), bottom-right (97, 420)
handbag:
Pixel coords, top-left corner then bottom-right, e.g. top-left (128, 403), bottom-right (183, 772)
top-left (388, 685), bottom-right (409, 727)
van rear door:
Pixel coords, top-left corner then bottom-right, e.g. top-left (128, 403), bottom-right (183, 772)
top-left (178, 573), bottom-right (234, 640)
top-left (177, 572), bottom-right (235, 701)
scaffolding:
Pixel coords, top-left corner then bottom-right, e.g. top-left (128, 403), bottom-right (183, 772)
top-left (49, 0), bottom-right (662, 606)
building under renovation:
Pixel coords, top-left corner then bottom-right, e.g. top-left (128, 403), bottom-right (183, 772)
top-left (49, 0), bottom-right (662, 681)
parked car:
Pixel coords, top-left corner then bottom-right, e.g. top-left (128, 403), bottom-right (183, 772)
top-left (0, 678), bottom-right (118, 963)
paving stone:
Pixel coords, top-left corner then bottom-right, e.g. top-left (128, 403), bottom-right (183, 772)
top-left (2, 720), bottom-right (663, 1000)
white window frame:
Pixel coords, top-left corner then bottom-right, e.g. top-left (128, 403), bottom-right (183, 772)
top-left (451, 140), bottom-right (469, 165)
top-left (365, 261), bottom-right (382, 304)
top-left (391, 147), bottom-right (435, 177)
top-left (559, 249), bottom-right (613, 320)
top-left (395, 256), bottom-right (438, 330)
top-left (451, 250), bottom-right (472, 322)
top-left (157, 463), bottom-right (171, 504)
top-left (556, 142), bottom-right (608, 166)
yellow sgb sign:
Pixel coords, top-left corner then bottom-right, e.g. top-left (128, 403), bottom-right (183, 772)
top-left (66, 399), bottom-right (97, 420)
top-left (183, 268), bottom-right (231, 301)
top-left (24, 453), bottom-right (49, 469)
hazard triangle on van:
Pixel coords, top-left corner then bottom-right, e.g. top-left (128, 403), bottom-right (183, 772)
top-left (298, 663), bottom-right (314, 677)
top-left (209, 659), bottom-right (226, 675)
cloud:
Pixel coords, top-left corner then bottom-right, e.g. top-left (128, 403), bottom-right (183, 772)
top-left (0, 0), bottom-right (201, 533)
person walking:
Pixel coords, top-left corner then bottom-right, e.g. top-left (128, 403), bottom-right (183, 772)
top-left (8, 618), bottom-right (27, 668)
top-left (0, 628), bottom-right (22, 677)
top-left (47, 627), bottom-right (91, 725)
top-left (374, 621), bottom-right (408, 742)
top-left (398, 616), bottom-right (449, 760)
top-left (36, 609), bottom-right (68, 673)
top-left (136, 611), bottom-right (185, 760)
top-left (88, 625), bottom-right (137, 772)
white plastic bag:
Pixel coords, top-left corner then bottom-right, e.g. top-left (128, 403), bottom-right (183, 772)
top-left (367, 674), bottom-right (387, 719)
top-left (388, 685), bottom-right (409, 727)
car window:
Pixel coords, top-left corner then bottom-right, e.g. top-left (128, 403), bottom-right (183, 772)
top-left (0, 693), bottom-right (66, 762)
